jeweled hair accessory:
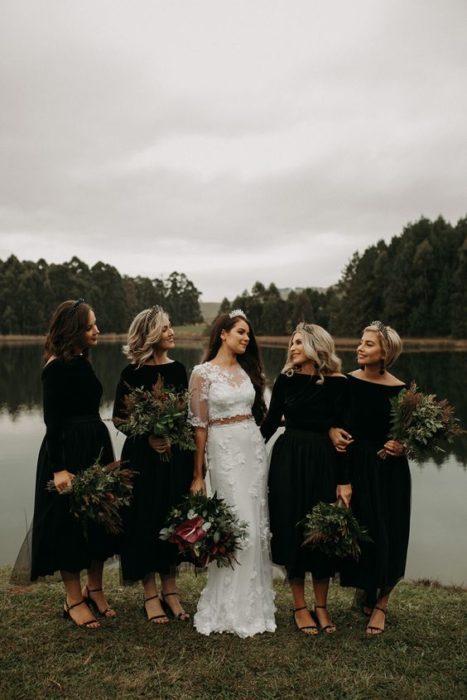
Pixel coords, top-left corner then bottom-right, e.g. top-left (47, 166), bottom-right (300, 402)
top-left (229, 309), bottom-right (247, 319)
top-left (71, 298), bottom-right (85, 311)
top-left (370, 320), bottom-right (389, 340)
top-left (148, 305), bottom-right (163, 322)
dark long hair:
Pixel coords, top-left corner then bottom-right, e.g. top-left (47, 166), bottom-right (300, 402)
top-left (44, 299), bottom-right (93, 362)
top-left (203, 313), bottom-right (267, 425)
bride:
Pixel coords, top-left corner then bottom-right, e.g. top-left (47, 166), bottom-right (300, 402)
top-left (189, 310), bottom-right (276, 637)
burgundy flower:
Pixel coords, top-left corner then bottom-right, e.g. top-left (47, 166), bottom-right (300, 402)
top-left (174, 516), bottom-right (207, 544)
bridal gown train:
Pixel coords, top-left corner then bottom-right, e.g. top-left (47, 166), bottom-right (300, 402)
top-left (188, 363), bottom-right (276, 637)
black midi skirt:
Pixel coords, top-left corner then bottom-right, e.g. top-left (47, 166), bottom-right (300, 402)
top-left (268, 429), bottom-right (339, 580)
top-left (339, 440), bottom-right (411, 599)
top-left (29, 415), bottom-right (119, 580)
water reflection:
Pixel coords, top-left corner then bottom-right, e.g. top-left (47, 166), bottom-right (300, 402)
top-left (1, 342), bottom-right (465, 465)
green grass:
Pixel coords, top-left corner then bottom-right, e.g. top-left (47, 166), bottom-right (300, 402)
top-left (1, 568), bottom-right (465, 700)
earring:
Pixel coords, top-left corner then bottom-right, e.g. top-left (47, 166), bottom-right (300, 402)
top-left (379, 359), bottom-right (385, 375)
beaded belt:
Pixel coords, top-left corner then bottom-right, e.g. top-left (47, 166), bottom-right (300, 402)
top-left (208, 414), bottom-right (253, 427)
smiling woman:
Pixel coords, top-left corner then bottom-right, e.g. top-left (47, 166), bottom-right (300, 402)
top-left (188, 310), bottom-right (276, 637)
top-left (12, 299), bottom-right (119, 628)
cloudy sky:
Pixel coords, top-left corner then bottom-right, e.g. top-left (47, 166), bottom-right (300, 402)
top-left (1, 1), bottom-right (466, 300)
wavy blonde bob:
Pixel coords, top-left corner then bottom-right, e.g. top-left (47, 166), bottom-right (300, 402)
top-left (282, 322), bottom-right (342, 383)
top-left (363, 321), bottom-right (402, 368)
top-left (123, 306), bottom-right (170, 366)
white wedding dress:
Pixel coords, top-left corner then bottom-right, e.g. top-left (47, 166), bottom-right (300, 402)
top-left (188, 362), bottom-right (276, 637)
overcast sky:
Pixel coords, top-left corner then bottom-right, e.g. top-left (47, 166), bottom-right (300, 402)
top-left (1, 1), bottom-right (466, 300)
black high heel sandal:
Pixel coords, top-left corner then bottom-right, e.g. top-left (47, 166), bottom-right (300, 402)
top-left (161, 592), bottom-right (190, 621)
top-left (83, 585), bottom-right (116, 618)
top-left (311, 605), bottom-right (337, 634)
top-left (366, 605), bottom-right (387, 636)
top-left (143, 594), bottom-right (169, 624)
top-left (63, 599), bottom-right (99, 629)
top-left (292, 606), bottom-right (319, 636)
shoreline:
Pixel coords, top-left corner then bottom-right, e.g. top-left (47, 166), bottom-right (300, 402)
top-left (2, 333), bottom-right (467, 351)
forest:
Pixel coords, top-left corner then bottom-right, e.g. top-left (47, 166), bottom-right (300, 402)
top-left (1, 216), bottom-right (466, 337)
top-left (220, 216), bottom-right (467, 338)
top-left (0, 258), bottom-right (202, 333)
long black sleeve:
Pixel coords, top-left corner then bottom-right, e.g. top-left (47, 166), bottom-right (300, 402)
top-left (42, 363), bottom-right (66, 472)
top-left (260, 374), bottom-right (286, 442)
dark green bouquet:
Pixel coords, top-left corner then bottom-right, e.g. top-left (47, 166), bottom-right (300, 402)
top-left (160, 492), bottom-right (248, 569)
top-left (302, 501), bottom-right (372, 560)
top-left (377, 382), bottom-right (465, 461)
top-left (114, 375), bottom-right (195, 461)
top-left (47, 458), bottom-right (136, 536)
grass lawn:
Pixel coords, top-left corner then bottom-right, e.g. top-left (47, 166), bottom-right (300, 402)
top-left (1, 568), bottom-right (465, 700)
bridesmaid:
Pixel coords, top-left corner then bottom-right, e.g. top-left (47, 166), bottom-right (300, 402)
top-left (330, 321), bottom-right (408, 635)
top-left (28, 299), bottom-right (118, 628)
top-left (261, 323), bottom-right (351, 636)
top-left (113, 306), bottom-right (193, 624)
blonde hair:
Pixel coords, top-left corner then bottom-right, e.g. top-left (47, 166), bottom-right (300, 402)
top-left (282, 322), bottom-right (342, 383)
top-left (123, 306), bottom-right (170, 366)
top-left (363, 321), bottom-right (402, 368)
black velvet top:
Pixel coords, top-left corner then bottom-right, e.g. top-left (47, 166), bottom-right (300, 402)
top-left (113, 360), bottom-right (188, 423)
top-left (42, 356), bottom-right (103, 471)
top-left (261, 372), bottom-right (350, 441)
top-left (346, 374), bottom-right (406, 445)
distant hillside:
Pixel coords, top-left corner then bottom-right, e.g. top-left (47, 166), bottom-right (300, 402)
top-left (200, 302), bottom-right (220, 323)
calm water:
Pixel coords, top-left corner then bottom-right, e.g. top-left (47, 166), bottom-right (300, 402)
top-left (1, 342), bottom-right (466, 585)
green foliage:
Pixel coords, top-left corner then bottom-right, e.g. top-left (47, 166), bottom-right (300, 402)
top-left (302, 501), bottom-right (372, 560)
top-left (379, 382), bottom-right (466, 462)
top-left (47, 458), bottom-right (136, 536)
top-left (0, 256), bottom-right (203, 333)
top-left (160, 492), bottom-right (248, 568)
top-left (114, 376), bottom-right (195, 459)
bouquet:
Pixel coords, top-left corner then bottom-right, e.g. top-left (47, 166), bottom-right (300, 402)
top-left (114, 376), bottom-right (195, 461)
top-left (160, 492), bottom-right (248, 568)
top-left (302, 501), bottom-right (372, 561)
top-left (47, 457), bottom-right (136, 536)
top-left (377, 382), bottom-right (465, 461)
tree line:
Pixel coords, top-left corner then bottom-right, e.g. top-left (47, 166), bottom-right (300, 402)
top-left (0, 256), bottom-right (203, 334)
top-left (219, 216), bottom-right (467, 338)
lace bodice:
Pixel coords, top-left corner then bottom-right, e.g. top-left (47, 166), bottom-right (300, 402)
top-left (188, 363), bottom-right (255, 428)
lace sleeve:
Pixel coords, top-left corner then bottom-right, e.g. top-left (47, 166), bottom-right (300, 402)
top-left (188, 366), bottom-right (209, 428)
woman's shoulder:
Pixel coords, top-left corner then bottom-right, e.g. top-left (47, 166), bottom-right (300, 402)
top-left (347, 370), bottom-right (405, 388)
top-left (190, 362), bottom-right (211, 378)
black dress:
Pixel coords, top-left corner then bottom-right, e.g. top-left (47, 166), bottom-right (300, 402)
top-left (261, 373), bottom-right (349, 580)
top-left (339, 375), bottom-right (411, 602)
top-left (30, 357), bottom-right (117, 580)
top-left (113, 361), bottom-right (193, 582)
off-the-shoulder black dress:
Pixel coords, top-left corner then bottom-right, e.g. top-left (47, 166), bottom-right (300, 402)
top-left (30, 356), bottom-right (117, 580)
top-left (339, 375), bottom-right (411, 602)
top-left (261, 373), bottom-right (349, 580)
top-left (113, 361), bottom-right (193, 583)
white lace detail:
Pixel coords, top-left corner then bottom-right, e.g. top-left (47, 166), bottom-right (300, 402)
top-left (188, 363), bottom-right (255, 429)
top-left (190, 363), bottom-right (276, 637)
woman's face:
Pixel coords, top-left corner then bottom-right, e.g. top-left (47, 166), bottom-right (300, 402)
top-left (290, 332), bottom-right (308, 366)
top-left (82, 309), bottom-right (100, 349)
top-left (221, 319), bottom-right (250, 355)
top-left (356, 330), bottom-right (384, 366)
top-left (156, 317), bottom-right (175, 351)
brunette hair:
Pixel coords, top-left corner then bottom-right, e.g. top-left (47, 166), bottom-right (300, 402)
top-left (282, 322), bottom-right (342, 383)
top-left (44, 299), bottom-right (93, 362)
top-left (123, 306), bottom-right (170, 366)
top-left (203, 313), bottom-right (267, 424)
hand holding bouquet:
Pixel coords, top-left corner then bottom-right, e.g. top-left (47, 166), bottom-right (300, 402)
top-left (47, 457), bottom-right (136, 536)
top-left (160, 492), bottom-right (248, 568)
top-left (302, 501), bottom-right (371, 561)
top-left (114, 376), bottom-right (195, 461)
top-left (377, 382), bottom-right (465, 461)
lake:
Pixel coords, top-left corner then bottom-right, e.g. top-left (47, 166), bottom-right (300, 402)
top-left (1, 341), bottom-right (466, 586)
